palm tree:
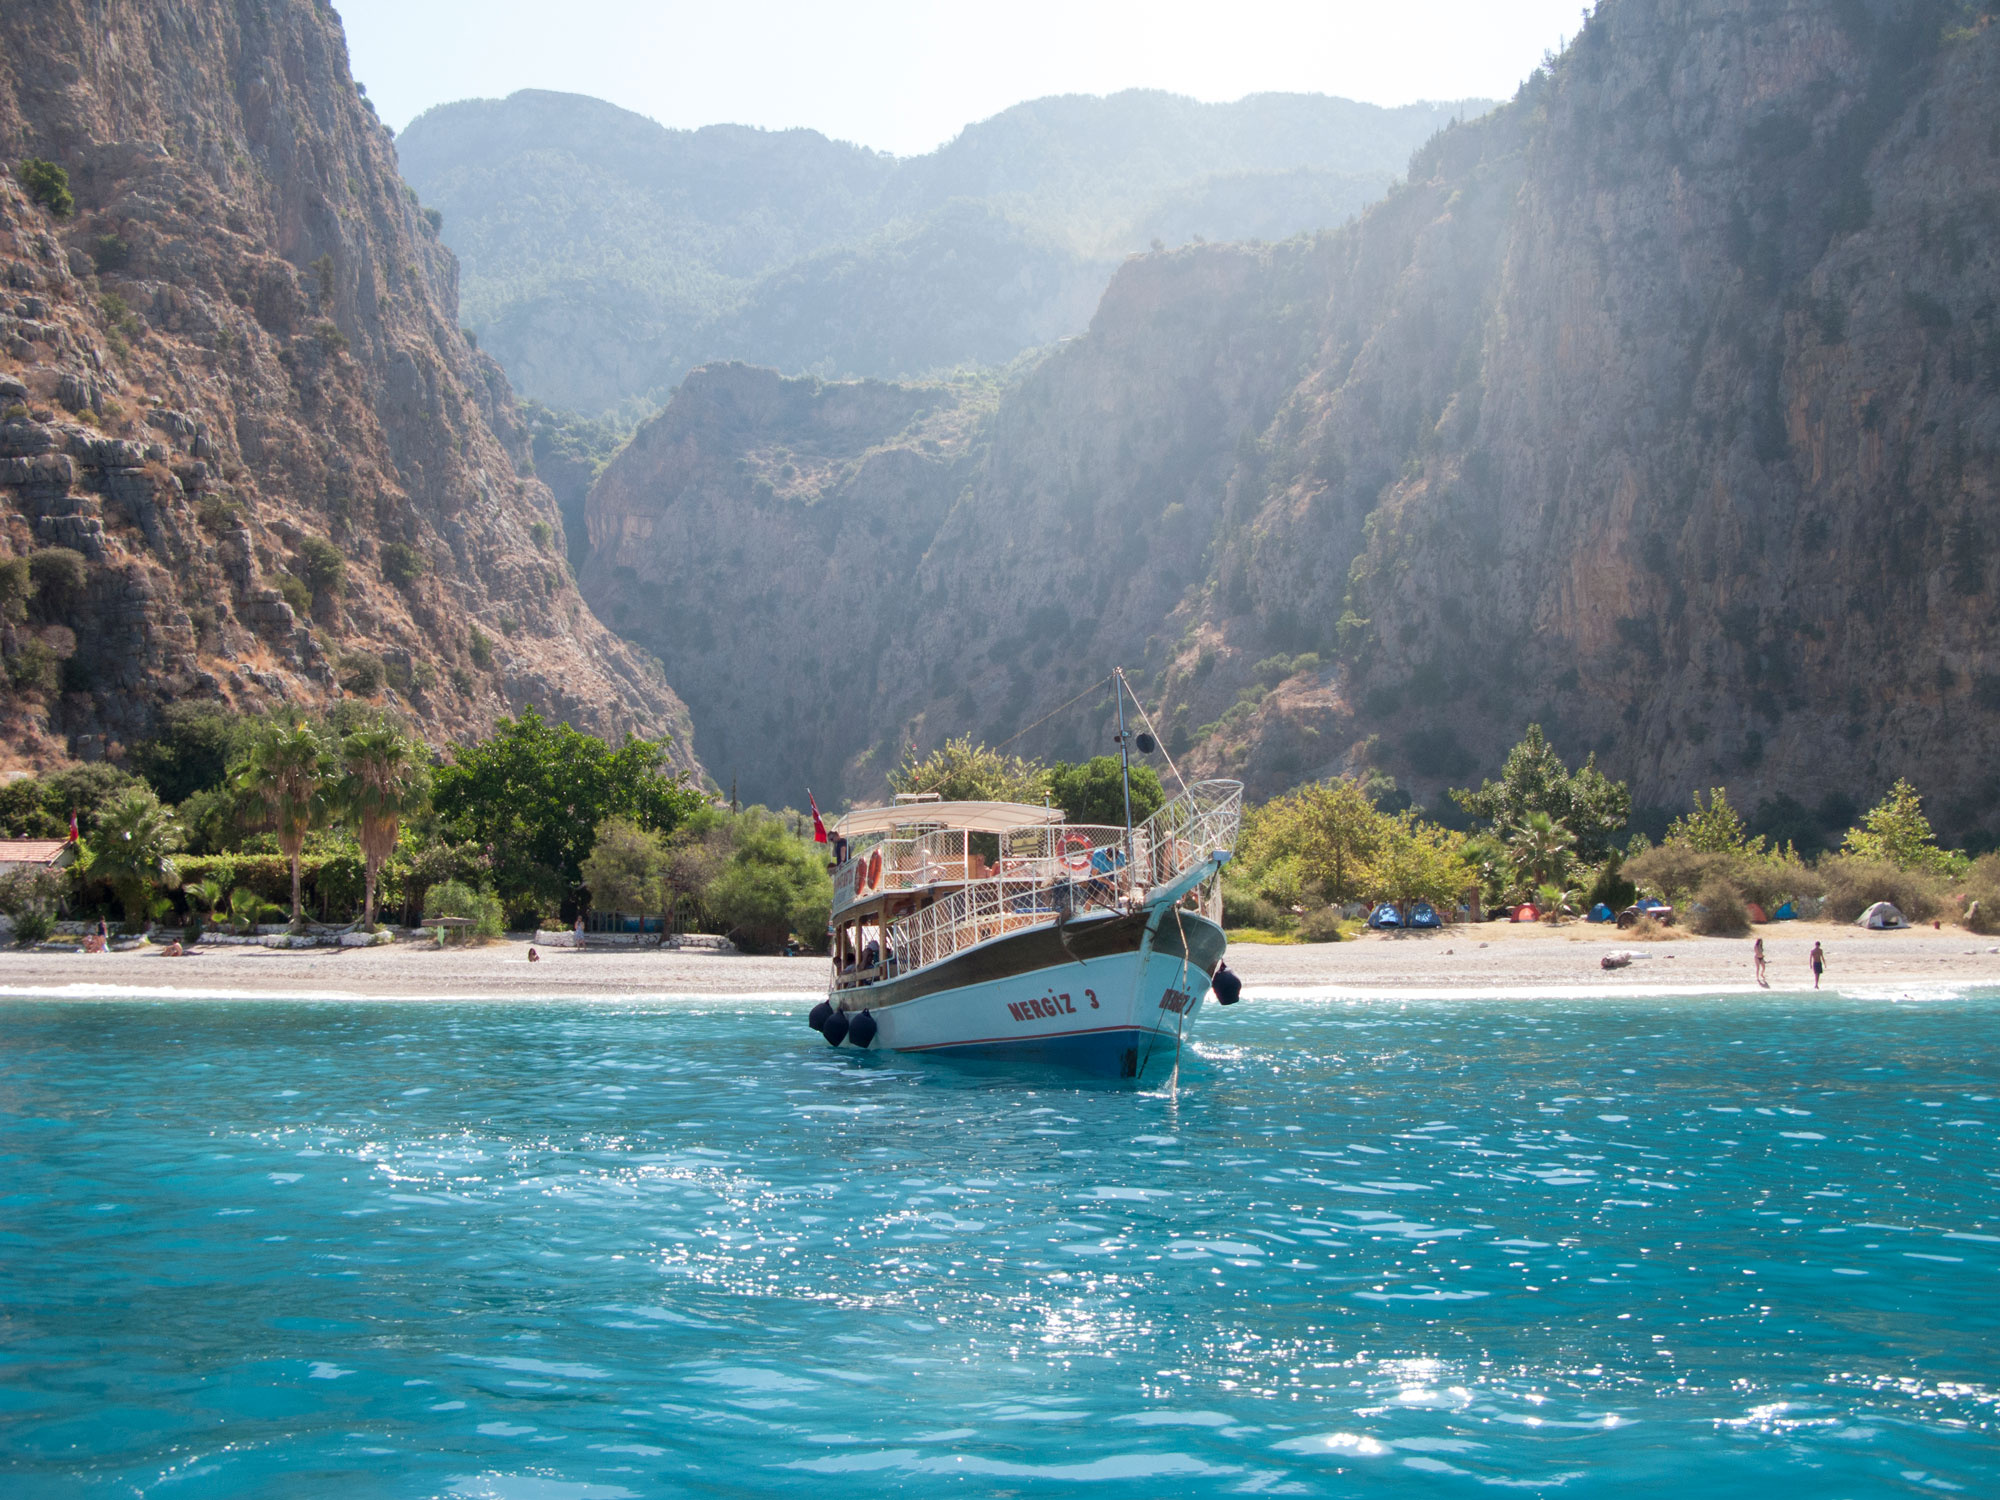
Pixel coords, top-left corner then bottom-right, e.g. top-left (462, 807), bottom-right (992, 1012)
top-left (236, 716), bottom-right (330, 926)
top-left (84, 787), bottom-right (184, 931)
top-left (336, 723), bottom-right (429, 928)
top-left (1507, 811), bottom-right (1576, 892)
top-left (183, 876), bottom-right (228, 929)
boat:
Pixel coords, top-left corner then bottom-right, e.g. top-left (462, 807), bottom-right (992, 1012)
top-left (811, 684), bottom-right (1243, 1081)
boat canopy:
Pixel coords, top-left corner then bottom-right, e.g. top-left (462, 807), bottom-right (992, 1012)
top-left (832, 800), bottom-right (1067, 837)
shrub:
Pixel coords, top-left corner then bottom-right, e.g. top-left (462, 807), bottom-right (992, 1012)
top-left (339, 651), bottom-right (385, 695)
top-left (294, 536), bottom-right (345, 597)
top-left (28, 547), bottom-right (88, 618)
top-left (1690, 878), bottom-right (1750, 937)
top-left (91, 233), bottom-right (130, 273)
top-left (1222, 889), bottom-right (1288, 931)
top-left (1297, 906), bottom-right (1345, 943)
top-left (424, 877), bottom-right (503, 941)
top-left (1624, 913), bottom-right (1671, 941)
top-left (468, 628), bottom-right (493, 670)
top-left (1818, 855), bottom-right (1948, 923)
top-left (6, 640), bottom-right (61, 696)
top-left (17, 158), bottom-right (73, 217)
top-left (380, 541), bottom-right (425, 588)
top-left (529, 521), bottom-right (554, 550)
top-left (1959, 854), bottom-right (2000, 935)
top-left (0, 866), bottom-right (62, 946)
top-left (275, 573), bottom-right (311, 617)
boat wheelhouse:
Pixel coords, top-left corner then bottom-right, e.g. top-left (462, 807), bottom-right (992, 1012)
top-left (814, 775), bottom-right (1243, 1080)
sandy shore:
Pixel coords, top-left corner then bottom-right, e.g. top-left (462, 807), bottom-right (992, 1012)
top-left (0, 919), bottom-right (1992, 1001)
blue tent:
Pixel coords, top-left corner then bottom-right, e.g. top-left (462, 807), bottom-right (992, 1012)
top-left (1637, 896), bottom-right (1669, 912)
top-left (1368, 903), bottom-right (1402, 929)
top-left (1587, 902), bottom-right (1614, 923)
top-left (1772, 901), bottom-right (1797, 921)
top-left (1409, 902), bottom-right (1442, 929)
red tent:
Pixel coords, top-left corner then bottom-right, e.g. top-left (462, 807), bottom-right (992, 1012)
top-left (1512, 904), bottom-right (1539, 923)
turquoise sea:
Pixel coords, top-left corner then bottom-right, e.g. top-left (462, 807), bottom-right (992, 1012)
top-left (1, 989), bottom-right (1995, 1497)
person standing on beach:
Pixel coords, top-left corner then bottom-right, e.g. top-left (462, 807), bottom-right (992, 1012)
top-left (1810, 940), bottom-right (1826, 989)
top-left (1753, 937), bottom-right (1768, 988)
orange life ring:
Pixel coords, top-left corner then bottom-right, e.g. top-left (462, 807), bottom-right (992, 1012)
top-left (867, 849), bottom-right (883, 892)
top-left (1062, 833), bottom-right (1094, 873)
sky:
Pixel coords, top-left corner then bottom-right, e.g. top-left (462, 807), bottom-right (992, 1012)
top-left (334, 0), bottom-right (1587, 157)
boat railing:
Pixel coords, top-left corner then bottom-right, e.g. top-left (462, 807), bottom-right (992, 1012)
top-left (877, 783), bottom-right (1241, 977)
top-left (1131, 779), bottom-right (1244, 896)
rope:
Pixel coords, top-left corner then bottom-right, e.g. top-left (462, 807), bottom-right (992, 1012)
top-left (1127, 684), bottom-right (1190, 799)
top-left (989, 675), bottom-right (1115, 755)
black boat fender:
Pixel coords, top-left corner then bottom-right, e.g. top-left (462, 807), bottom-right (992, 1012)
top-left (823, 1009), bottom-right (849, 1046)
top-left (808, 999), bottom-right (833, 1033)
top-left (1212, 962), bottom-right (1243, 1006)
top-left (849, 1010), bottom-right (878, 1048)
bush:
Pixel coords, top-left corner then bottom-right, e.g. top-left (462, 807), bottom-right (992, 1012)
top-left (1690, 878), bottom-right (1750, 937)
top-left (380, 541), bottom-right (426, 588)
top-left (1958, 854), bottom-right (2000, 934)
top-left (28, 547), bottom-right (88, 618)
top-left (1297, 906), bottom-right (1345, 943)
top-left (1222, 889), bottom-right (1288, 931)
top-left (1819, 855), bottom-right (1948, 923)
top-left (275, 573), bottom-right (311, 617)
top-left (17, 158), bottom-right (73, 217)
top-left (293, 536), bottom-right (345, 597)
top-left (0, 866), bottom-right (61, 945)
top-left (339, 651), bottom-right (385, 695)
top-left (424, 878), bottom-right (503, 941)
top-left (468, 629), bottom-right (493, 670)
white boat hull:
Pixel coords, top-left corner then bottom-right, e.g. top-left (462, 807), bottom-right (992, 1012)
top-left (829, 907), bottom-right (1226, 1081)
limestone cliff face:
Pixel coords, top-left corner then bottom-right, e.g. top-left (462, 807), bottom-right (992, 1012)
top-left (586, 0), bottom-right (2000, 838)
top-left (0, 0), bottom-right (695, 771)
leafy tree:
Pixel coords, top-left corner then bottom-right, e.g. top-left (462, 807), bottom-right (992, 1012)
top-left (1507, 810), bottom-right (1576, 890)
top-left (1372, 812), bottom-right (1471, 909)
top-left (580, 816), bottom-right (669, 927)
top-left (1248, 778), bottom-right (1386, 907)
top-left (235, 717), bottom-right (332, 924)
top-left (27, 548), bottom-right (87, 620)
top-left (17, 158), bottom-right (73, 217)
top-left (1666, 787), bottom-right (1763, 854)
top-left (432, 707), bottom-right (701, 917)
top-left (889, 736), bottom-right (1046, 805)
top-left (424, 878), bottom-right (503, 940)
top-left (1451, 724), bottom-right (1631, 860)
top-left (702, 808), bottom-right (832, 952)
top-left (336, 722), bottom-right (430, 927)
top-left (0, 762), bottom-right (138, 840)
top-left (0, 866), bottom-right (63, 945)
top-left (1046, 754), bottom-right (1164, 828)
top-left (380, 541), bottom-right (426, 588)
top-left (82, 786), bottom-right (184, 930)
top-left (1841, 778), bottom-right (1960, 874)
top-left (132, 702), bottom-right (255, 804)
top-left (294, 536), bottom-right (346, 599)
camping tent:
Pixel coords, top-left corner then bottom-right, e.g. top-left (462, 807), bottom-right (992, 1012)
top-left (1512, 904), bottom-right (1539, 923)
top-left (1857, 901), bottom-right (1907, 929)
top-left (1746, 902), bottom-right (1767, 924)
top-left (1772, 902), bottom-right (1797, 921)
top-left (1368, 903), bottom-right (1402, 929)
top-left (1587, 902), bottom-right (1614, 923)
top-left (1409, 902), bottom-right (1442, 929)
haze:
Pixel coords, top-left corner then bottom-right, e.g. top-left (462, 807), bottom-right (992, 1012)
top-left (334, 0), bottom-right (1584, 155)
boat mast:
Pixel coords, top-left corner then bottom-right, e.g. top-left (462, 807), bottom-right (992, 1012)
top-left (1115, 667), bottom-right (1135, 896)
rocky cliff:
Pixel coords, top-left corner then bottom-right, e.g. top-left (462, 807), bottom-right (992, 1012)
top-left (586, 0), bottom-right (2000, 844)
top-left (0, 0), bottom-right (695, 772)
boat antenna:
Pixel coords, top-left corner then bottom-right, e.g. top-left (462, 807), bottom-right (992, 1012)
top-left (1114, 667), bottom-right (1136, 891)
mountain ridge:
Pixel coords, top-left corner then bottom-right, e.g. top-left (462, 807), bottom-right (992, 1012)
top-left (395, 87), bottom-right (1489, 414)
top-left (583, 0), bottom-right (2000, 850)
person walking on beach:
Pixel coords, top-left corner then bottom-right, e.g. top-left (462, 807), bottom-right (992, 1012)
top-left (1809, 940), bottom-right (1826, 989)
top-left (1753, 937), bottom-right (1768, 988)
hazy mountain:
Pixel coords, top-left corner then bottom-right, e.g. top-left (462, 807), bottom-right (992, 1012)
top-left (395, 88), bottom-right (1487, 413)
top-left (583, 0), bottom-right (2000, 850)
